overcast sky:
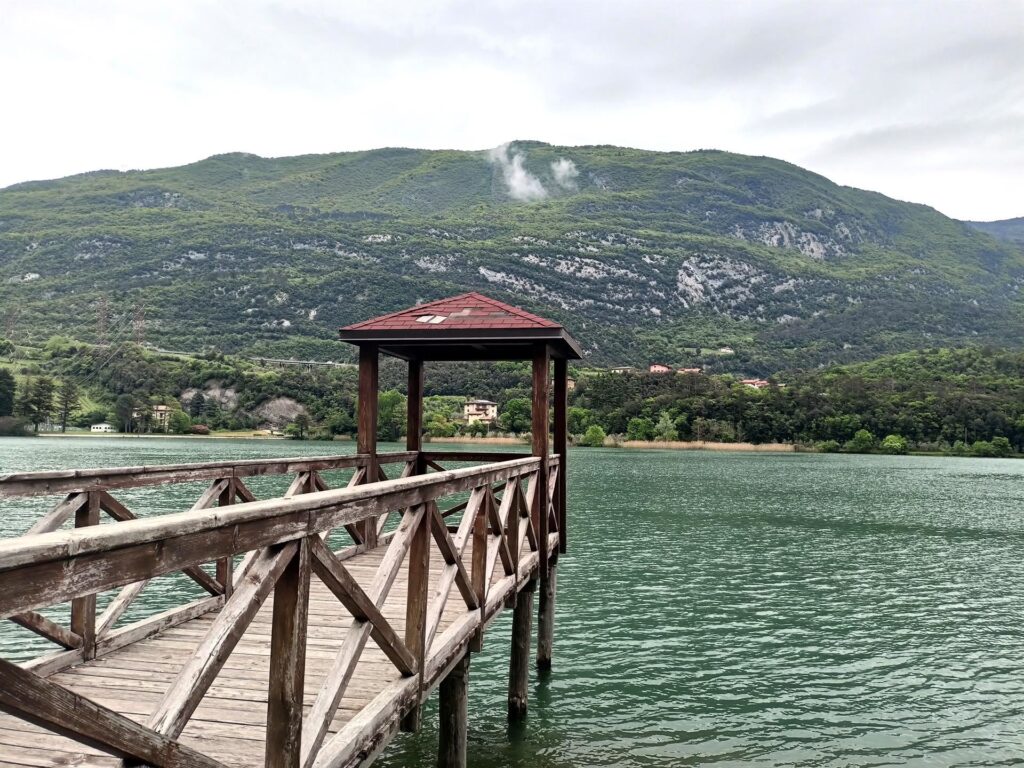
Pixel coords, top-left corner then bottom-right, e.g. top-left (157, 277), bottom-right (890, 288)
top-left (2, 1), bottom-right (1021, 220)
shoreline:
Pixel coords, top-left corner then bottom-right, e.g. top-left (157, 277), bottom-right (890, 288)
top-left (617, 439), bottom-right (795, 452)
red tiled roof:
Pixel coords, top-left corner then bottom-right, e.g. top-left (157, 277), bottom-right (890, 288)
top-left (342, 292), bottom-right (562, 332)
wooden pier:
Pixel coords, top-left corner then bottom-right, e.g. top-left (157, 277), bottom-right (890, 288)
top-left (0, 293), bottom-right (581, 767)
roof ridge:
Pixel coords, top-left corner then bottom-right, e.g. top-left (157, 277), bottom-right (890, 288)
top-left (344, 292), bottom-right (478, 330)
top-left (464, 292), bottom-right (556, 326)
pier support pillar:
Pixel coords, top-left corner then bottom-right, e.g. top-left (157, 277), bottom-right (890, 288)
top-left (357, 343), bottom-right (379, 548)
top-left (437, 651), bottom-right (470, 768)
top-left (537, 561), bottom-right (557, 671)
top-left (508, 579), bottom-right (536, 721)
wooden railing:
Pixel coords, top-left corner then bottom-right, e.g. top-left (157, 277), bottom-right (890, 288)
top-left (0, 451), bottom-right (562, 767)
top-left (0, 452), bottom-right (416, 676)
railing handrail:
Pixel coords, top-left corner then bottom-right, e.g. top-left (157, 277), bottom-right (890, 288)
top-left (0, 456), bottom-right (542, 619)
top-left (0, 451), bottom-right (418, 498)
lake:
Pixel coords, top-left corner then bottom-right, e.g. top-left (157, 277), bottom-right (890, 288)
top-left (2, 437), bottom-right (1024, 766)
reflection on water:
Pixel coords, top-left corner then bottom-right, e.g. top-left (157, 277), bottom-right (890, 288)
top-left (2, 438), bottom-right (1023, 766)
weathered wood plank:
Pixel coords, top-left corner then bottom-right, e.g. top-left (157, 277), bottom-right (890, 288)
top-left (400, 500), bottom-right (430, 732)
top-left (356, 344), bottom-right (379, 550)
top-left (0, 658), bottom-right (227, 768)
top-left (149, 542), bottom-right (299, 740)
top-left (300, 504), bottom-right (426, 767)
top-left (9, 610), bottom-right (82, 650)
top-left (425, 490), bottom-right (483, 652)
top-left (24, 492), bottom-right (88, 536)
top-left (428, 504), bottom-right (477, 611)
top-left (71, 491), bottom-right (100, 659)
top-left (0, 456), bottom-right (377, 499)
top-left (98, 491), bottom-right (224, 596)
top-left (308, 538), bottom-right (416, 675)
top-left (266, 538), bottom-right (311, 768)
top-left (0, 458), bottom-right (541, 617)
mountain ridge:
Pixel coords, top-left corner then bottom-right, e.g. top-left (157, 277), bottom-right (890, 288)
top-left (1, 142), bottom-right (1021, 372)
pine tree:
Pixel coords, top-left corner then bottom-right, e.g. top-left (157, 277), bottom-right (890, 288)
top-left (29, 377), bottom-right (56, 432)
top-left (0, 370), bottom-right (14, 417)
top-left (15, 376), bottom-right (56, 431)
top-left (56, 380), bottom-right (80, 432)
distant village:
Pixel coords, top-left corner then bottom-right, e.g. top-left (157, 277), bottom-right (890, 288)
top-left (610, 361), bottom-right (771, 390)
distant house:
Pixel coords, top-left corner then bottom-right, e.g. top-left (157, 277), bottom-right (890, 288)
top-left (566, 377), bottom-right (577, 391)
top-left (677, 367), bottom-right (702, 375)
top-left (90, 423), bottom-right (115, 433)
top-left (463, 399), bottom-right (498, 424)
top-left (741, 378), bottom-right (771, 389)
top-left (609, 366), bottom-right (636, 374)
top-left (152, 405), bottom-right (173, 432)
top-left (649, 363), bottom-right (673, 374)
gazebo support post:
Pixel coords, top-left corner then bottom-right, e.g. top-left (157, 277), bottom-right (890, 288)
top-left (531, 344), bottom-right (550, 579)
top-left (553, 357), bottom-right (568, 553)
top-left (538, 357), bottom-right (565, 672)
top-left (407, 359), bottom-right (424, 474)
top-left (357, 343), bottom-right (379, 548)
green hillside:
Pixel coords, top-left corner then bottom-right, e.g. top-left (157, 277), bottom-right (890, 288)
top-left (967, 217), bottom-right (1024, 245)
top-left (1, 142), bottom-right (1021, 371)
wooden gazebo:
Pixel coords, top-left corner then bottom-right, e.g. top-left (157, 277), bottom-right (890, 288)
top-left (339, 291), bottom-right (581, 556)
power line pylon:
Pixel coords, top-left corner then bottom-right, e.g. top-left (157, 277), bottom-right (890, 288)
top-left (97, 296), bottom-right (110, 346)
top-left (132, 301), bottom-right (146, 345)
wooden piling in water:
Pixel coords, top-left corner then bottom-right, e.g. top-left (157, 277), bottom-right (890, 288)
top-left (437, 651), bottom-right (470, 768)
top-left (508, 579), bottom-right (536, 720)
top-left (537, 561), bottom-right (557, 671)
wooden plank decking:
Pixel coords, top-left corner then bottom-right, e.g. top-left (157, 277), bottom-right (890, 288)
top-left (0, 536), bottom-right (551, 767)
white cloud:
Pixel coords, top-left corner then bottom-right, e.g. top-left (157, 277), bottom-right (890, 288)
top-left (550, 158), bottom-right (579, 190)
top-left (488, 144), bottom-right (548, 202)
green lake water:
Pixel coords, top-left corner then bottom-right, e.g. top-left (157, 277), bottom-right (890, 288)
top-left (2, 437), bottom-right (1024, 766)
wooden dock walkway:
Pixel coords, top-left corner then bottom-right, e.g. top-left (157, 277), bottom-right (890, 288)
top-left (0, 291), bottom-right (581, 767)
top-left (0, 450), bottom-right (563, 768)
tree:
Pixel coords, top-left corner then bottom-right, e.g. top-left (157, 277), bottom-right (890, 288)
top-left (293, 413), bottom-right (311, 439)
top-left (652, 412), bottom-right (678, 442)
top-left (376, 390), bottom-right (406, 442)
top-left (168, 410), bottom-right (192, 434)
top-left (991, 436), bottom-right (1012, 457)
top-left (844, 429), bottom-right (876, 453)
top-left (499, 398), bottom-right (532, 434)
top-left (324, 408), bottom-right (355, 436)
top-left (626, 417), bottom-right (655, 441)
top-left (114, 393), bottom-right (139, 433)
top-left (567, 406), bottom-right (593, 435)
top-left (0, 370), bottom-right (14, 417)
top-left (56, 380), bottom-right (80, 433)
top-left (466, 419), bottom-right (488, 437)
top-left (188, 391), bottom-right (206, 418)
top-left (579, 424), bottom-right (607, 447)
top-left (971, 440), bottom-right (996, 457)
top-left (15, 376), bottom-right (56, 432)
top-left (426, 414), bottom-right (459, 438)
top-left (880, 434), bottom-right (908, 455)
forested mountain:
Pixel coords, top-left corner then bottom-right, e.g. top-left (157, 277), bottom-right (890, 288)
top-left (967, 217), bottom-right (1024, 245)
top-left (1, 142), bottom-right (1022, 371)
